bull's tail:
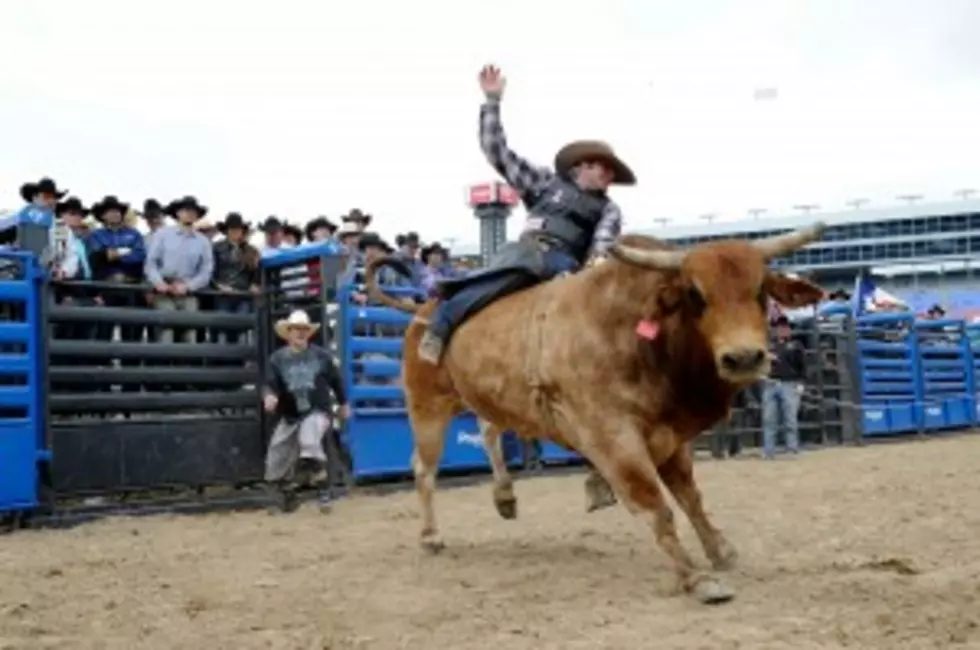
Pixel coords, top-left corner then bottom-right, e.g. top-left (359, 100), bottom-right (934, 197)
top-left (364, 255), bottom-right (422, 313)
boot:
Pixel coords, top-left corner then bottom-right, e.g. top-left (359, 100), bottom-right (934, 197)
top-left (418, 330), bottom-right (445, 364)
top-left (315, 485), bottom-right (333, 514)
top-left (310, 466), bottom-right (331, 514)
top-left (267, 480), bottom-right (300, 514)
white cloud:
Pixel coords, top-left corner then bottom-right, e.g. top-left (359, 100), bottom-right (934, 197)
top-left (2, 0), bottom-right (979, 250)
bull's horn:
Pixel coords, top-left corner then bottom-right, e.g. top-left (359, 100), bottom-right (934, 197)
top-left (752, 221), bottom-right (827, 259)
top-left (609, 244), bottom-right (686, 270)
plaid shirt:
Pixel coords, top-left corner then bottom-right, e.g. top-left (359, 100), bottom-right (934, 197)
top-left (479, 97), bottom-right (623, 257)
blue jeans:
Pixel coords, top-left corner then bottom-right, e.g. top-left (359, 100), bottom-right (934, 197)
top-left (214, 296), bottom-right (253, 345)
top-left (430, 248), bottom-right (579, 340)
top-left (762, 380), bottom-right (802, 457)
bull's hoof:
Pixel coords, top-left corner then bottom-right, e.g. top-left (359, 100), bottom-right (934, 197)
top-left (691, 576), bottom-right (735, 605)
top-left (494, 497), bottom-right (518, 520)
top-left (584, 474), bottom-right (618, 513)
top-left (420, 533), bottom-right (446, 555)
top-left (586, 493), bottom-right (618, 513)
top-left (711, 541), bottom-right (739, 572)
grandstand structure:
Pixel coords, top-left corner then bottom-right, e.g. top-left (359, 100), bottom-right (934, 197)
top-left (648, 198), bottom-right (980, 318)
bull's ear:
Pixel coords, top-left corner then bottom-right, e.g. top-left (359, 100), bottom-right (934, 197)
top-left (656, 276), bottom-right (685, 315)
top-left (764, 272), bottom-right (825, 308)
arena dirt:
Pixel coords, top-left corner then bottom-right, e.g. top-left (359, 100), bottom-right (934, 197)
top-left (2, 435), bottom-right (980, 650)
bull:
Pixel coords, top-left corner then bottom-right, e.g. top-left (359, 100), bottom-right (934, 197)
top-left (365, 225), bottom-right (826, 604)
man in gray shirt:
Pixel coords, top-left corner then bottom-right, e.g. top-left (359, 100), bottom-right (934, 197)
top-left (144, 195), bottom-right (214, 344)
top-left (264, 310), bottom-right (350, 513)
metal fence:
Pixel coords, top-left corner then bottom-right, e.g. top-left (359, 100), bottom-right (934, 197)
top-left (1, 243), bottom-right (979, 522)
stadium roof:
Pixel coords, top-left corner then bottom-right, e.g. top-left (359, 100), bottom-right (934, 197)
top-left (452, 197), bottom-right (980, 253)
top-left (638, 198), bottom-right (980, 240)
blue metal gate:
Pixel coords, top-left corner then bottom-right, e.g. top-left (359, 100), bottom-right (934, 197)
top-left (0, 251), bottom-right (48, 513)
top-left (338, 283), bottom-right (496, 478)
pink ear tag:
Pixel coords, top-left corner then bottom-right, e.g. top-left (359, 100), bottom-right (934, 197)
top-left (636, 319), bottom-right (660, 341)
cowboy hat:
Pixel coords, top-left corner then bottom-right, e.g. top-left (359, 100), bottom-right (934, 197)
top-left (142, 198), bottom-right (165, 219)
top-left (194, 217), bottom-right (217, 232)
top-left (20, 177), bottom-right (67, 203)
top-left (341, 208), bottom-right (372, 225)
top-left (305, 216), bottom-right (337, 240)
top-left (421, 242), bottom-right (450, 265)
top-left (91, 195), bottom-right (131, 221)
top-left (395, 231), bottom-right (420, 248)
top-left (357, 231), bottom-right (387, 251)
top-left (554, 140), bottom-right (636, 185)
top-left (55, 196), bottom-right (89, 217)
top-left (165, 195), bottom-right (208, 218)
top-left (337, 223), bottom-right (360, 239)
top-left (274, 310), bottom-right (321, 340)
top-left (282, 222), bottom-right (303, 242)
top-left (218, 212), bottom-right (251, 234)
top-left (259, 216), bottom-right (283, 232)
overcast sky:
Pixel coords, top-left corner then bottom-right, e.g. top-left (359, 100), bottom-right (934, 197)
top-left (2, 0), bottom-right (979, 249)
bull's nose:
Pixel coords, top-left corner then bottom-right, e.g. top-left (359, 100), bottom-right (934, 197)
top-left (720, 348), bottom-right (766, 374)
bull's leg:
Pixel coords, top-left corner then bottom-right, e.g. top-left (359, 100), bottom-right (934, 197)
top-left (657, 445), bottom-right (738, 571)
top-left (410, 410), bottom-right (454, 554)
top-left (584, 433), bottom-right (734, 604)
top-left (478, 419), bottom-right (517, 520)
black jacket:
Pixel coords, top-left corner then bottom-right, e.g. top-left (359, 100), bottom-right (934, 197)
top-left (769, 338), bottom-right (805, 382)
top-left (212, 239), bottom-right (260, 290)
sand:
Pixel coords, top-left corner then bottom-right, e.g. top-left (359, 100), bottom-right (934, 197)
top-left (2, 435), bottom-right (980, 650)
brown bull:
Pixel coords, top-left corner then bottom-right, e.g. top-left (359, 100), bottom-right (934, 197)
top-left (366, 226), bottom-right (826, 604)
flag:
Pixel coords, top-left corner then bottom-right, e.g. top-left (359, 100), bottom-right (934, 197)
top-left (852, 273), bottom-right (907, 316)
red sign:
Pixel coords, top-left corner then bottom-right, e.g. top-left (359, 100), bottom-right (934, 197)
top-left (498, 184), bottom-right (519, 205)
top-left (468, 183), bottom-right (492, 205)
top-left (467, 182), bottom-right (519, 207)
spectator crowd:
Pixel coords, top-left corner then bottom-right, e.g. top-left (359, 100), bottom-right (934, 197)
top-left (3, 176), bottom-right (489, 507)
top-left (9, 175), bottom-right (852, 465)
top-left (8, 176), bottom-right (472, 331)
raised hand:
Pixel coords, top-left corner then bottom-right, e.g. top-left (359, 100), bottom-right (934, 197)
top-left (478, 64), bottom-right (506, 98)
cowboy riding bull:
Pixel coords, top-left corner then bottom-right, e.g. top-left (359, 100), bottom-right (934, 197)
top-left (368, 226), bottom-right (825, 604)
top-left (366, 65), bottom-right (828, 605)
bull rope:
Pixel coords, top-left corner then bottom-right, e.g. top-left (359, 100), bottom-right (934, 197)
top-left (523, 288), bottom-right (560, 435)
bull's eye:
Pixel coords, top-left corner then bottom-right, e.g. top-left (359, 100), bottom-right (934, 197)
top-left (686, 286), bottom-right (707, 316)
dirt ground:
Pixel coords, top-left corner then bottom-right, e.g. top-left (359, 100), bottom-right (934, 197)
top-left (2, 437), bottom-right (980, 650)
